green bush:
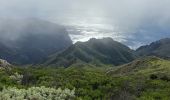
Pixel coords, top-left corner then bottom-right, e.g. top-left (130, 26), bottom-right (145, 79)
top-left (0, 86), bottom-right (75, 100)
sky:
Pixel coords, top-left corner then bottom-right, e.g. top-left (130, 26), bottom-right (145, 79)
top-left (0, 0), bottom-right (170, 49)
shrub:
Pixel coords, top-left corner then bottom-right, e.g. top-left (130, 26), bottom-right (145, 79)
top-left (150, 74), bottom-right (158, 80)
top-left (0, 86), bottom-right (75, 100)
top-left (160, 75), bottom-right (170, 81)
top-left (9, 72), bottom-right (23, 84)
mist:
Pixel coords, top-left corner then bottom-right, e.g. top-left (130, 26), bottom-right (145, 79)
top-left (0, 0), bottom-right (170, 49)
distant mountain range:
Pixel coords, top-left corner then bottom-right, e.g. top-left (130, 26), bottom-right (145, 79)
top-left (136, 38), bottom-right (170, 59)
top-left (44, 37), bottom-right (170, 67)
top-left (0, 19), bottom-right (72, 65)
top-left (0, 19), bottom-right (170, 66)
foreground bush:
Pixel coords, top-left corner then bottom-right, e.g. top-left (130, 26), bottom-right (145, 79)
top-left (0, 86), bottom-right (75, 100)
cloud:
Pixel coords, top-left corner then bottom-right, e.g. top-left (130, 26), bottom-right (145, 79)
top-left (0, 0), bottom-right (170, 48)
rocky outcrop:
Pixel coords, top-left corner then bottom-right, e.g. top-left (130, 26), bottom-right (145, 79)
top-left (0, 59), bottom-right (11, 69)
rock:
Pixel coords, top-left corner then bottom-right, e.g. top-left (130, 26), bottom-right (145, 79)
top-left (0, 59), bottom-right (11, 69)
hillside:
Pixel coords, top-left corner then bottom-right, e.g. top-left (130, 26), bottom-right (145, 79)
top-left (0, 56), bottom-right (170, 99)
top-left (108, 56), bottom-right (170, 76)
top-left (0, 19), bottom-right (72, 65)
top-left (106, 56), bottom-right (170, 99)
top-left (136, 38), bottom-right (170, 59)
top-left (44, 38), bottom-right (136, 67)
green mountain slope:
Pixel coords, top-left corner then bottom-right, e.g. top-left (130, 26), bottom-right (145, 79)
top-left (106, 56), bottom-right (170, 99)
top-left (108, 56), bottom-right (170, 76)
top-left (1, 56), bottom-right (170, 99)
top-left (44, 38), bottom-right (136, 67)
top-left (136, 38), bottom-right (170, 59)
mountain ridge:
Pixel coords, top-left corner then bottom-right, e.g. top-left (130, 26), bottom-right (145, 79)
top-left (44, 37), bottom-right (136, 67)
top-left (136, 38), bottom-right (170, 59)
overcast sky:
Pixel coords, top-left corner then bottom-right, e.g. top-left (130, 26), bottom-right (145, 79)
top-left (0, 0), bottom-right (170, 49)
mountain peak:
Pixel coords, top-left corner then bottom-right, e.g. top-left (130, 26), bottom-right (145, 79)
top-left (158, 38), bottom-right (170, 43)
top-left (136, 38), bottom-right (170, 59)
top-left (88, 37), bottom-right (114, 43)
top-left (44, 38), bottom-right (136, 67)
top-left (75, 37), bottom-right (115, 46)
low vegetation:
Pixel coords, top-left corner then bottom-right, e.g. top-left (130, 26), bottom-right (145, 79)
top-left (0, 56), bottom-right (170, 99)
top-left (0, 86), bottom-right (75, 100)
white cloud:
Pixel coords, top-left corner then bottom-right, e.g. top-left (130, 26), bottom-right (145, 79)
top-left (0, 0), bottom-right (170, 48)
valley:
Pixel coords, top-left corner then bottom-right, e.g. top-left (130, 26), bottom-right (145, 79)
top-left (0, 24), bottom-right (170, 99)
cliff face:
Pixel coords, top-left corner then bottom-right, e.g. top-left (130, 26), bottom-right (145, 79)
top-left (0, 19), bottom-right (72, 65)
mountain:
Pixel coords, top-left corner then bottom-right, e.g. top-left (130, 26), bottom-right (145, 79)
top-left (108, 56), bottom-right (166, 75)
top-left (44, 38), bottom-right (136, 67)
top-left (107, 56), bottom-right (170, 82)
top-left (106, 56), bottom-right (170, 99)
top-left (0, 19), bottom-right (72, 65)
top-left (136, 38), bottom-right (170, 59)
